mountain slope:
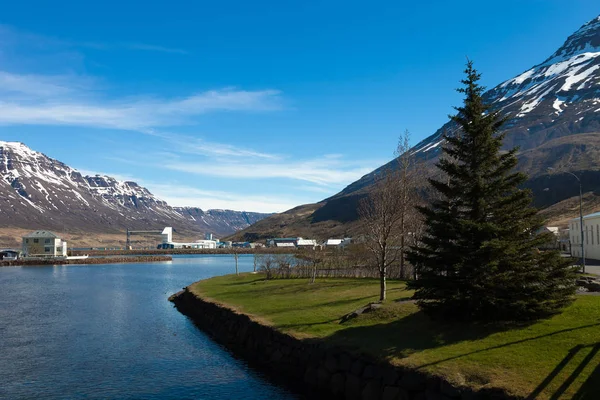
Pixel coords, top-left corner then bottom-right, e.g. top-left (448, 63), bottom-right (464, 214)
top-left (0, 141), bottom-right (270, 243)
top-left (231, 15), bottom-right (600, 240)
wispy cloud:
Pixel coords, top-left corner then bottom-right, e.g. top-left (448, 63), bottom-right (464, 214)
top-left (0, 24), bottom-right (189, 56)
top-left (121, 43), bottom-right (189, 55)
top-left (0, 23), bottom-right (380, 213)
top-left (148, 184), bottom-right (299, 213)
top-left (146, 131), bottom-right (281, 159)
top-left (164, 154), bottom-right (377, 186)
top-left (0, 70), bottom-right (283, 130)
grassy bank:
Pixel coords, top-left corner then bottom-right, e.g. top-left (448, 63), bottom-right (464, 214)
top-left (191, 274), bottom-right (600, 399)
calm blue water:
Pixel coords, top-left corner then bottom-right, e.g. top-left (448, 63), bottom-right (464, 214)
top-left (0, 255), bottom-right (298, 399)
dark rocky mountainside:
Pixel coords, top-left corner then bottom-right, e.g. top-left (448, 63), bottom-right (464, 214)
top-left (0, 141), bottom-right (270, 238)
top-left (231, 15), bottom-right (600, 241)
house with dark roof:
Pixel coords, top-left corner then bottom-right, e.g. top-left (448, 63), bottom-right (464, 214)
top-left (22, 230), bottom-right (68, 258)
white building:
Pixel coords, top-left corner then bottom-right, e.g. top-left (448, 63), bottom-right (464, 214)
top-left (297, 239), bottom-right (318, 249)
top-left (22, 230), bottom-right (68, 258)
top-left (569, 212), bottom-right (600, 260)
top-left (325, 239), bottom-right (343, 247)
top-left (161, 227), bottom-right (173, 243)
top-left (160, 240), bottom-right (217, 249)
top-left (275, 242), bottom-right (296, 248)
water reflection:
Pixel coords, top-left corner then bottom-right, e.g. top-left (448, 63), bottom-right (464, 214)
top-left (0, 255), bottom-right (297, 399)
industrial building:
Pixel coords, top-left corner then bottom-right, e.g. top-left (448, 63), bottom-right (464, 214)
top-left (156, 228), bottom-right (218, 249)
top-left (266, 238), bottom-right (299, 247)
top-left (296, 239), bottom-right (318, 249)
top-left (158, 240), bottom-right (217, 249)
top-left (569, 212), bottom-right (600, 260)
top-left (22, 231), bottom-right (67, 258)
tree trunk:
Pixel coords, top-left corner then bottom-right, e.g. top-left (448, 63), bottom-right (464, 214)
top-left (380, 266), bottom-right (387, 302)
top-left (311, 264), bottom-right (317, 284)
top-left (400, 234), bottom-right (405, 279)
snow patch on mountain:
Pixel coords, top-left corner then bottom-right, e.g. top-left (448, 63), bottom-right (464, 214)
top-left (409, 15), bottom-right (600, 157)
top-left (0, 141), bottom-right (271, 236)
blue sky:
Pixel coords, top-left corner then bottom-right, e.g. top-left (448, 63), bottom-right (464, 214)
top-left (0, 1), bottom-right (597, 213)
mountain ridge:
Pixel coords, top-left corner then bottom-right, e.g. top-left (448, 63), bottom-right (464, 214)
top-left (0, 140), bottom-right (271, 245)
top-left (230, 14), bottom-right (600, 241)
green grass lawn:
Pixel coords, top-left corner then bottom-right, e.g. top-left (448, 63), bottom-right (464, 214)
top-left (191, 274), bottom-right (600, 399)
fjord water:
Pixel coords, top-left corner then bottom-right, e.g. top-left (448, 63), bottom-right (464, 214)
top-left (0, 255), bottom-right (298, 399)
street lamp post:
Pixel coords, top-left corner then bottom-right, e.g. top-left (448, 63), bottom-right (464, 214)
top-left (572, 173), bottom-right (586, 274)
top-left (549, 168), bottom-right (585, 273)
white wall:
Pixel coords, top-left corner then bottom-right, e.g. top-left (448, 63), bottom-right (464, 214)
top-left (569, 215), bottom-right (600, 260)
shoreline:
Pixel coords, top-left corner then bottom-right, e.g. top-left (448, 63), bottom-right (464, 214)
top-left (170, 285), bottom-right (518, 400)
top-left (70, 248), bottom-right (291, 257)
top-left (0, 255), bottom-right (172, 267)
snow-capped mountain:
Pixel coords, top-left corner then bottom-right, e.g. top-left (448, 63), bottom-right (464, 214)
top-left (341, 14), bottom-right (600, 196)
top-left (231, 15), bottom-right (600, 241)
top-left (411, 15), bottom-right (600, 158)
top-left (0, 141), bottom-right (270, 237)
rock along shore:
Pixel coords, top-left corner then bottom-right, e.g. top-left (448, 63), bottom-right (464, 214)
top-left (0, 255), bottom-right (172, 267)
top-left (170, 286), bottom-right (521, 400)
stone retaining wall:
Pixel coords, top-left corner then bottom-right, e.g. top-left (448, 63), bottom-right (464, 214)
top-left (170, 288), bottom-right (520, 400)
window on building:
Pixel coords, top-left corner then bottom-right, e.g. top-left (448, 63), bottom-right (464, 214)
top-left (44, 247), bottom-right (50, 253)
top-left (586, 226), bottom-right (589, 245)
top-left (45, 239), bottom-right (51, 244)
top-left (33, 239), bottom-right (39, 243)
top-left (25, 239), bottom-right (29, 244)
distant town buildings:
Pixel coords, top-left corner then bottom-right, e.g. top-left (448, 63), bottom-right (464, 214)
top-left (156, 227), bottom-right (218, 249)
top-left (267, 238), bottom-right (299, 247)
top-left (158, 239), bottom-right (218, 249)
top-left (22, 231), bottom-right (67, 258)
top-left (263, 237), bottom-right (352, 250)
top-left (570, 212), bottom-right (600, 260)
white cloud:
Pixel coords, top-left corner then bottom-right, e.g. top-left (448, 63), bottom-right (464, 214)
top-left (144, 184), bottom-right (299, 213)
top-left (0, 24), bottom-right (383, 214)
top-left (0, 71), bottom-right (89, 98)
top-left (0, 70), bottom-right (283, 130)
top-left (163, 154), bottom-right (377, 186)
top-left (147, 131), bottom-right (281, 159)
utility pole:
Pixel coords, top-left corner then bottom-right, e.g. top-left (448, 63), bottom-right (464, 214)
top-left (577, 176), bottom-right (585, 274)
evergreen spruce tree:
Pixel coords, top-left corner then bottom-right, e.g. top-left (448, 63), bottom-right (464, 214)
top-left (407, 61), bottom-right (577, 321)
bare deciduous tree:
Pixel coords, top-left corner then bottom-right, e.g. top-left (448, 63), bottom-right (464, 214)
top-left (359, 129), bottom-right (421, 301)
top-left (256, 254), bottom-right (275, 279)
